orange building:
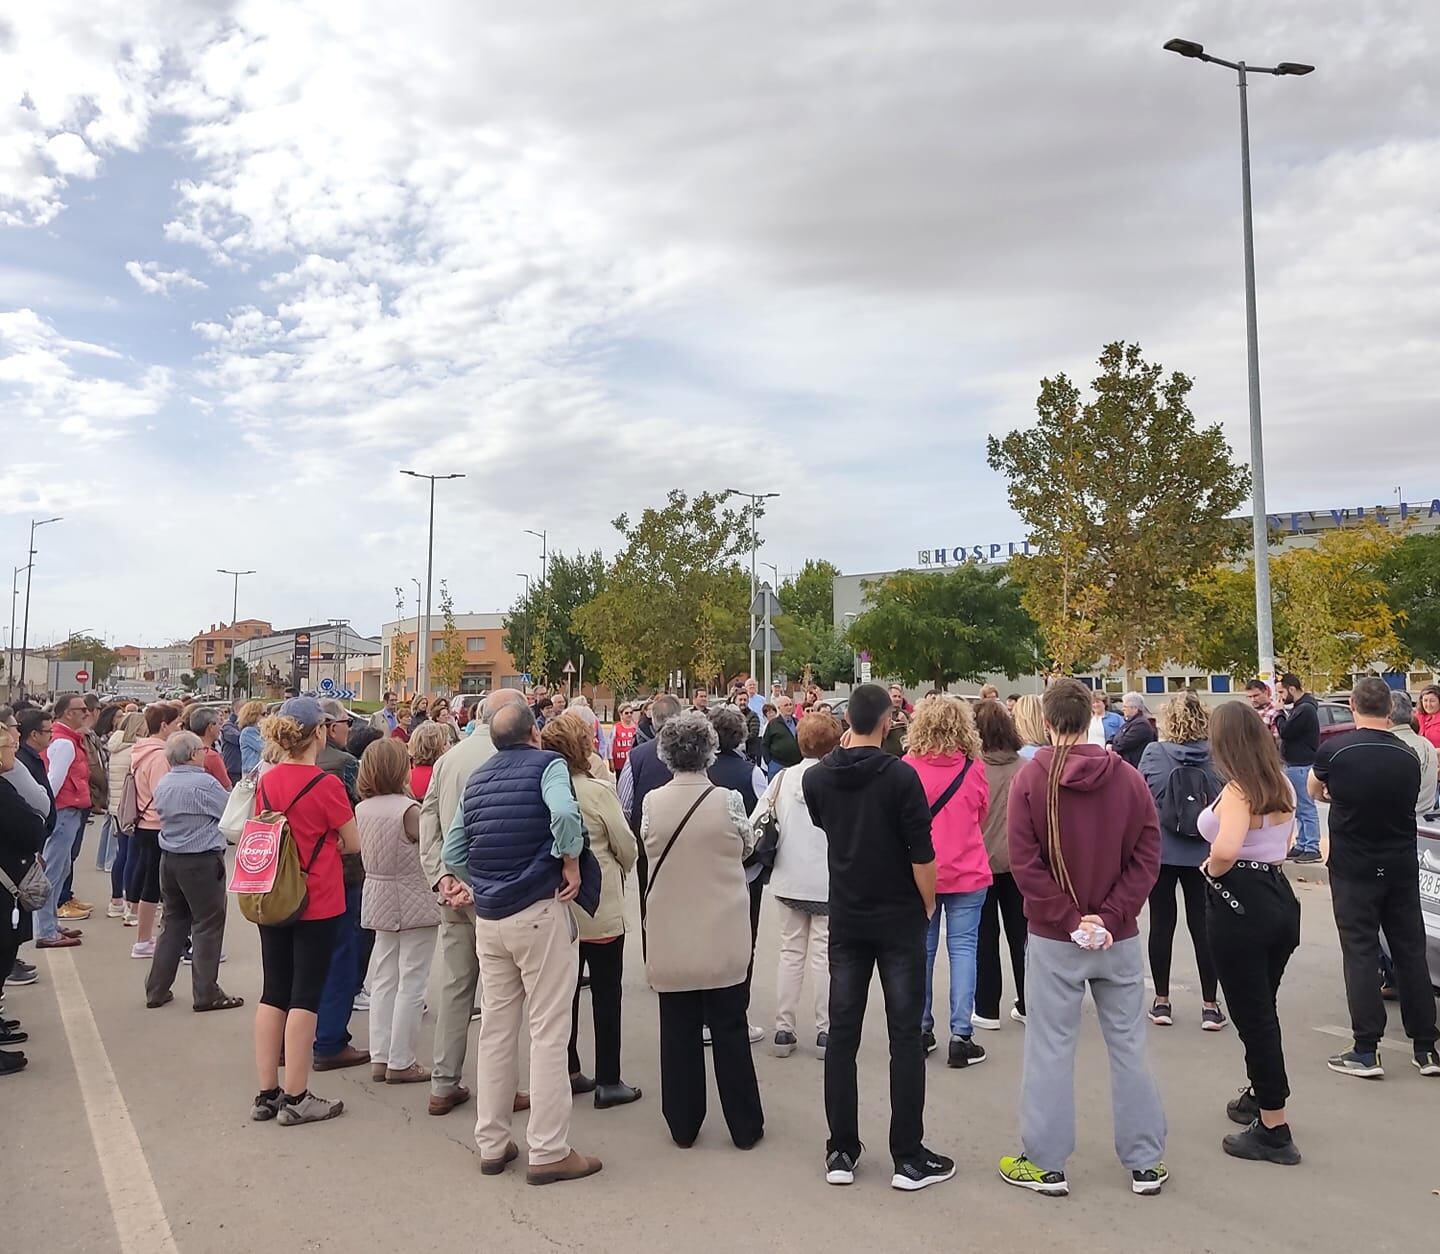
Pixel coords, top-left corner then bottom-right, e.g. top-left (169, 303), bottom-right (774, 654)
top-left (191, 618), bottom-right (272, 676)
top-left (380, 613), bottom-right (522, 698)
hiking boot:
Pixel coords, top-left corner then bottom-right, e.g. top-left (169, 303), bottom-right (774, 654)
top-left (1327, 1048), bottom-right (1383, 1078)
top-left (999, 1153), bottom-right (1068, 1196)
top-left (825, 1144), bottom-right (861, 1185)
top-left (772, 1029), bottom-right (797, 1058)
top-left (1131, 1164), bottom-right (1169, 1195)
top-left (948, 1036), bottom-right (986, 1068)
top-left (526, 1149), bottom-right (603, 1186)
top-left (1223, 1120), bottom-right (1301, 1165)
top-left (276, 1091), bottom-right (345, 1126)
top-left (480, 1141), bottom-right (519, 1176)
top-left (1227, 1086), bottom-right (1260, 1126)
top-left (891, 1148), bottom-right (955, 1191)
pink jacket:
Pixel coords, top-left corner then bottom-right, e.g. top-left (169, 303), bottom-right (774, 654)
top-left (904, 751), bottom-right (992, 895)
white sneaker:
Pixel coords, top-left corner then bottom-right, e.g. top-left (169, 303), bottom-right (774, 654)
top-left (130, 941), bottom-right (156, 960)
top-left (352, 992), bottom-right (370, 1012)
top-left (747, 1023), bottom-right (763, 1044)
top-left (1010, 1005), bottom-right (1027, 1025)
top-left (181, 952), bottom-right (227, 965)
top-left (106, 902), bottom-right (125, 919)
top-left (971, 1014), bottom-right (1001, 1031)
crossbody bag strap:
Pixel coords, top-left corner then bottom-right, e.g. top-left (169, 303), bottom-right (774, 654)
top-left (929, 757), bottom-right (974, 818)
top-left (260, 770), bottom-right (332, 871)
top-left (642, 785), bottom-right (716, 910)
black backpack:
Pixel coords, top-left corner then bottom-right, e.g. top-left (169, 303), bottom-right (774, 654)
top-left (1158, 756), bottom-right (1218, 840)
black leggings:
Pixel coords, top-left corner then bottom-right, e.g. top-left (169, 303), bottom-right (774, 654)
top-left (568, 937), bottom-right (626, 1084)
top-left (1148, 864), bottom-right (1218, 1002)
top-left (975, 871), bottom-right (1027, 1019)
top-left (125, 829), bottom-right (162, 905)
top-left (259, 917), bottom-right (341, 1013)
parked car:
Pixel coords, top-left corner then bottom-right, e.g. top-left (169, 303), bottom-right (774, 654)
top-left (1419, 816), bottom-right (1440, 991)
top-left (1316, 700), bottom-right (1357, 742)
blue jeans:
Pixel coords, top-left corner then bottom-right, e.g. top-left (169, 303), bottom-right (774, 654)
top-left (36, 807), bottom-right (86, 941)
top-left (313, 883), bottom-right (362, 1058)
top-left (922, 889), bottom-right (987, 1037)
top-left (1285, 765), bottom-right (1319, 854)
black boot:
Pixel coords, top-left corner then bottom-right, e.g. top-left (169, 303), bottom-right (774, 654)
top-left (1222, 1119), bottom-right (1301, 1165)
top-left (594, 1081), bottom-right (643, 1109)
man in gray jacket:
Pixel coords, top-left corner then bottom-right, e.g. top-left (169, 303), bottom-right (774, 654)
top-left (419, 687), bottom-right (527, 1115)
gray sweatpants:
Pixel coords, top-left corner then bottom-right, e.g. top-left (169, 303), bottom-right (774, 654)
top-left (1020, 935), bottom-right (1166, 1173)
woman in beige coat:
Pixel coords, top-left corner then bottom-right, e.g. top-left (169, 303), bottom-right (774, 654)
top-left (641, 710), bottom-right (764, 1150)
top-left (105, 711), bottom-right (146, 922)
top-left (541, 714), bottom-right (641, 1109)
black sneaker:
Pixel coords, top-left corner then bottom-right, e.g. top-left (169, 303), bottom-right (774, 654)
top-left (8, 960), bottom-right (37, 986)
top-left (772, 1029), bottom-right (797, 1058)
top-left (1130, 1164), bottom-right (1169, 1195)
top-left (1223, 1119), bottom-right (1301, 1165)
top-left (891, 1148), bottom-right (956, 1191)
top-left (1289, 849), bottom-right (1321, 864)
top-left (816, 1031), bottom-right (828, 1060)
top-left (1226, 1086), bottom-right (1260, 1126)
top-left (921, 1030), bottom-right (937, 1055)
top-left (947, 1036), bottom-right (987, 1068)
top-left (1327, 1048), bottom-right (1383, 1078)
top-left (825, 1145), bottom-right (862, 1185)
top-left (1414, 1050), bottom-right (1440, 1077)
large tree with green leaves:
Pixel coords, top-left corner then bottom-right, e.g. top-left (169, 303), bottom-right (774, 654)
top-left (986, 341), bottom-right (1250, 682)
top-left (55, 633), bottom-right (120, 683)
top-left (1381, 530), bottom-right (1440, 666)
top-left (502, 550), bottom-right (607, 686)
top-left (775, 558), bottom-right (850, 688)
top-left (846, 564), bottom-right (1039, 690)
top-left (573, 490), bottom-right (760, 692)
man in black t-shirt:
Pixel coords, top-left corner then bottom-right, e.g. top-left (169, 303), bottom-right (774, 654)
top-left (802, 683), bottom-right (954, 1192)
top-left (1309, 677), bottom-right (1438, 1079)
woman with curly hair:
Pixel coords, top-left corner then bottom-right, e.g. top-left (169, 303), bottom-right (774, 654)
top-left (407, 720), bottom-right (451, 801)
top-left (903, 696), bottom-right (992, 1068)
top-left (1137, 692), bottom-right (1225, 1031)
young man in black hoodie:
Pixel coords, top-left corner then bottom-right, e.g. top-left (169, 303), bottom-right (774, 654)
top-left (1275, 673), bottom-right (1321, 862)
top-left (802, 683), bottom-right (953, 1192)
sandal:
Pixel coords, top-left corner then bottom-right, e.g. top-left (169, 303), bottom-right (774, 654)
top-left (146, 991), bottom-right (175, 1009)
top-left (194, 995), bottom-right (246, 1013)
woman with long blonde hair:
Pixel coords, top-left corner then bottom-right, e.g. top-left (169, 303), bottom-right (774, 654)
top-left (903, 696), bottom-right (992, 1068)
top-left (1012, 695), bottom-right (1046, 760)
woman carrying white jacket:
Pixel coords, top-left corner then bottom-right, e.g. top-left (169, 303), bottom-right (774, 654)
top-left (751, 712), bottom-right (843, 1061)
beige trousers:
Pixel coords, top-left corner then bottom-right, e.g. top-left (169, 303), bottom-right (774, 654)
top-left (773, 902), bottom-right (830, 1035)
top-left (473, 897), bottom-right (579, 1165)
top-left (430, 905), bottom-right (479, 1097)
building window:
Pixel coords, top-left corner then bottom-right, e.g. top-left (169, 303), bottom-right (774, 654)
top-left (382, 646), bottom-right (390, 671)
top-left (1144, 676), bottom-right (1165, 695)
top-left (466, 637), bottom-right (486, 651)
top-left (432, 638), bottom-right (443, 654)
top-left (1210, 675), bottom-right (1231, 694)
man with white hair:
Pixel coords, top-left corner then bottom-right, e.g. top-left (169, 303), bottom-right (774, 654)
top-left (419, 686), bottom-right (528, 1116)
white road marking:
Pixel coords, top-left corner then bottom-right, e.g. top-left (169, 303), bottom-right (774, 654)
top-left (49, 949), bottom-right (179, 1254)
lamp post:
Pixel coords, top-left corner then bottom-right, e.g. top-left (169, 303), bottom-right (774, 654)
top-left (17, 515), bottom-right (62, 700)
top-left (1163, 37), bottom-right (1313, 682)
top-left (524, 529), bottom-right (548, 594)
top-left (8, 563), bottom-right (30, 699)
top-left (516, 572), bottom-right (532, 679)
top-left (401, 470), bottom-right (466, 697)
top-left (722, 490), bottom-right (779, 681)
top-left (217, 569), bottom-right (256, 698)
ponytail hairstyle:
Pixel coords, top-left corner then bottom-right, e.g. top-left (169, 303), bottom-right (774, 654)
top-left (1040, 678), bottom-right (1092, 906)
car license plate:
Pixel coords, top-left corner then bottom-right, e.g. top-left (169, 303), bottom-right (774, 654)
top-left (1420, 869), bottom-right (1440, 904)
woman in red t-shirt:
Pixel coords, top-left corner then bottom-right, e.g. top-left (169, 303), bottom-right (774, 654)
top-left (609, 704), bottom-right (638, 776)
top-left (251, 697), bottom-right (358, 1126)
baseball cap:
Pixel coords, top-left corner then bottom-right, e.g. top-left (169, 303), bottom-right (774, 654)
top-left (279, 695), bottom-right (325, 730)
top-left (318, 697), bottom-right (352, 725)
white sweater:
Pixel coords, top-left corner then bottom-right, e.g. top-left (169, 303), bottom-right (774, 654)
top-left (750, 758), bottom-right (829, 905)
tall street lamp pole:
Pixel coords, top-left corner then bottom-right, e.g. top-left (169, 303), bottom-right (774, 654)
top-left (401, 471), bottom-right (466, 698)
top-left (524, 529), bottom-right (548, 594)
top-left (8, 563), bottom-right (30, 699)
top-left (722, 491), bottom-right (779, 682)
top-left (516, 572), bottom-right (532, 679)
top-left (217, 569), bottom-right (256, 698)
top-left (1164, 37), bottom-right (1314, 683)
top-left (18, 515), bottom-right (62, 700)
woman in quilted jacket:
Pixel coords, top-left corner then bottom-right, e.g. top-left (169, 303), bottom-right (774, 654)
top-left (356, 736), bottom-right (439, 1085)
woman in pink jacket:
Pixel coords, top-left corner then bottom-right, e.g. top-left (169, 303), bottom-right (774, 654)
top-left (904, 696), bottom-right (992, 1069)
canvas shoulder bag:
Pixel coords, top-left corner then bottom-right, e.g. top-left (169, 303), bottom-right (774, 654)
top-left (230, 771), bottom-right (330, 927)
top-left (0, 861), bottom-right (50, 912)
top-left (219, 769), bottom-right (259, 845)
top-left (117, 768), bottom-right (142, 835)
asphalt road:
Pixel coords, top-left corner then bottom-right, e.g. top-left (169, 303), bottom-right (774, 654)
top-left (5, 847), bottom-right (1436, 1254)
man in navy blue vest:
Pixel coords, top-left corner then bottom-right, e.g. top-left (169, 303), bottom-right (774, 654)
top-left (439, 702), bottom-right (602, 1185)
top-left (617, 693), bottom-right (681, 899)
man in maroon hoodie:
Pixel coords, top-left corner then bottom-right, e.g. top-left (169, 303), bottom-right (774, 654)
top-left (998, 678), bottom-right (1166, 1199)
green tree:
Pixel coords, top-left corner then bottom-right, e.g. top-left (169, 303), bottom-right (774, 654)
top-left (573, 490), bottom-right (761, 691)
top-left (986, 342), bottom-right (1250, 682)
top-left (777, 559), bottom-right (839, 625)
top-left (55, 633), bottom-right (120, 683)
top-left (846, 565), bottom-right (1039, 690)
top-left (431, 580), bottom-right (468, 695)
top-left (221, 655), bottom-right (251, 697)
top-left (774, 558), bottom-right (849, 688)
top-left (1381, 530), bottom-right (1440, 666)
top-left (503, 550), bottom-right (607, 686)
top-left (386, 587), bottom-right (413, 692)
top-left (180, 672), bottom-right (198, 692)
top-left (1177, 565), bottom-right (1259, 680)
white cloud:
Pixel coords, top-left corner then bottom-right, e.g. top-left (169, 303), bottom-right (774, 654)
top-left (125, 260), bottom-right (208, 295)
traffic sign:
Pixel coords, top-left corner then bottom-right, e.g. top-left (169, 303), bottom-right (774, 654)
top-left (521, 672), bottom-right (533, 686)
top-left (337, 688), bottom-right (354, 700)
top-left (749, 626), bottom-right (784, 653)
top-left (562, 661), bottom-right (576, 674)
top-left (860, 660), bottom-right (873, 683)
top-left (319, 678), bottom-right (335, 693)
top-left (748, 584), bottom-right (782, 619)
top-left (74, 669), bottom-right (90, 685)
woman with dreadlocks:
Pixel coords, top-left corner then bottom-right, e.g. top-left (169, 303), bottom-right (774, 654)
top-left (999, 678), bottom-right (1167, 1199)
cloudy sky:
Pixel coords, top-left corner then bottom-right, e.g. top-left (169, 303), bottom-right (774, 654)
top-left (2, 0), bottom-right (1436, 650)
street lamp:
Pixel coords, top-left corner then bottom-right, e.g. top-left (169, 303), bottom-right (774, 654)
top-left (17, 515), bottom-right (62, 700)
top-left (1164, 37), bottom-right (1313, 682)
top-left (8, 563), bottom-right (30, 699)
top-left (401, 470), bottom-right (466, 697)
top-left (516, 572), bottom-right (532, 679)
top-left (722, 491), bottom-right (779, 680)
top-left (218, 569), bottom-right (256, 698)
top-left (524, 529), bottom-right (548, 594)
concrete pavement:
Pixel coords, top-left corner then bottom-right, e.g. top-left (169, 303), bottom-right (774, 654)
top-left (5, 851), bottom-right (1437, 1254)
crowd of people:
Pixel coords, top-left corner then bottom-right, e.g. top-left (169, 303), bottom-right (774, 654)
top-left (1, 669), bottom-right (1437, 1195)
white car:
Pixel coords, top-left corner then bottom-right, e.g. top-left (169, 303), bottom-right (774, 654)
top-left (1419, 816), bottom-right (1440, 990)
